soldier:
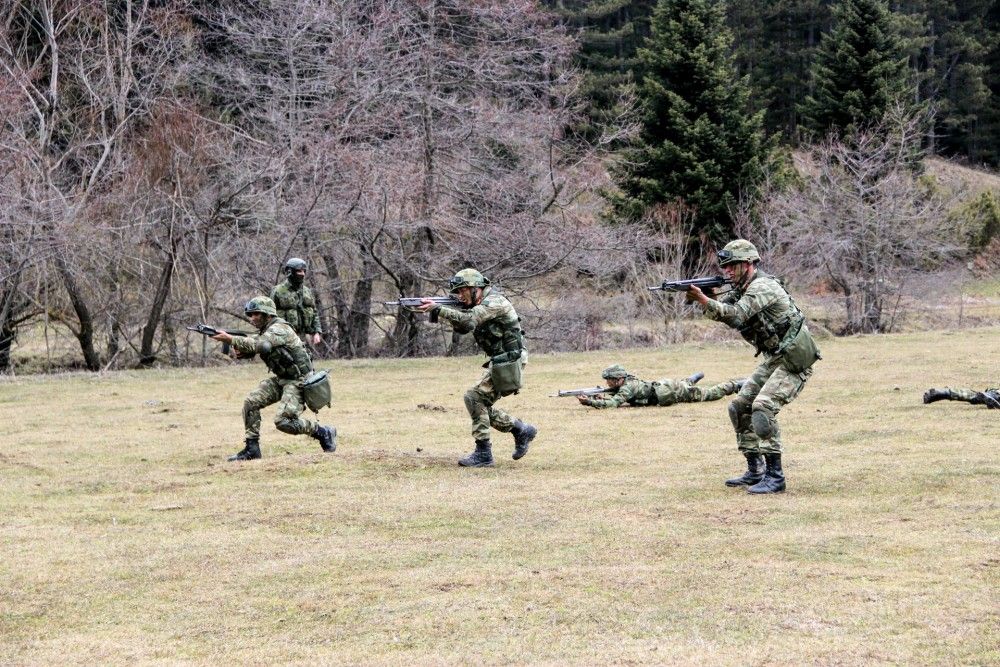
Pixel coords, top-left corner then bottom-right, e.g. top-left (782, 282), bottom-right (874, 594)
top-left (578, 365), bottom-right (744, 409)
top-left (212, 296), bottom-right (336, 461)
top-left (416, 268), bottom-right (538, 467)
top-left (686, 240), bottom-right (821, 494)
top-left (270, 257), bottom-right (322, 346)
top-left (923, 386), bottom-right (1000, 409)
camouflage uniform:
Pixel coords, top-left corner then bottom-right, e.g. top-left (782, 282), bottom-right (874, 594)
top-left (434, 286), bottom-right (526, 441)
top-left (581, 376), bottom-right (742, 408)
top-left (270, 279), bottom-right (322, 338)
top-left (925, 386), bottom-right (1000, 409)
top-left (703, 271), bottom-right (819, 455)
top-left (231, 317), bottom-right (318, 439)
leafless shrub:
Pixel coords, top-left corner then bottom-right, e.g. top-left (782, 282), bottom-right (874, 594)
top-left (749, 112), bottom-right (967, 334)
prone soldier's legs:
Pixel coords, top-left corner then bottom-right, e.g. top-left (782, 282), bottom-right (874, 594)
top-left (690, 378), bottom-right (742, 402)
top-left (244, 377), bottom-right (284, 440)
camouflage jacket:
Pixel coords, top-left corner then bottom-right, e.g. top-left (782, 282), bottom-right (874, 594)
top-left (703, 271), bottom-right (809, 358)
top-left (270, 279), bottom-right (321, 336)
top-left (230, 317), bottom-right (312, 380)
top-left (583, 377), bottom-right (658, 408)
top-left (434, 288), bottom-right (524, 360)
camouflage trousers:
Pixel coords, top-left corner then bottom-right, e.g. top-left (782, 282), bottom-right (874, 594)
top-left (243, 376), bottom-right (318, 440)
top-left (463, 362), bottom-right (524, 441)
top-left (654, 378), bottom-right (741, 406)
top-left (729, 355), bottom-right (813, 455)
top-left (946, 387), bottom-right (1000, 407)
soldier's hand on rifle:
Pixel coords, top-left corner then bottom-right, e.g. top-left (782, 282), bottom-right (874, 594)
top-left (577, 395), bottom-right (590, 405)
top-left (685, 285), bottom-right (709, 306)
top-left (211, 331), bottom-right (233, 344)
top-left (310, 333), bottom-right (322, 345)
top-left (415, 298), bottom-right (437, 313)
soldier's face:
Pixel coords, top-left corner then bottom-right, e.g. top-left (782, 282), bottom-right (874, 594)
top-left (456, 286), bottom-right (480, 306)
top-left (606, 377), bottom-right (625, 389)
top-left (249, 312), bottom-right (266, 329)
top-left (722, 261), bottom-right (751, 284)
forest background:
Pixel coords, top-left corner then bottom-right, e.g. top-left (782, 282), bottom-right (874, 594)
top-left (2, 0), bottom-right (1000, 374)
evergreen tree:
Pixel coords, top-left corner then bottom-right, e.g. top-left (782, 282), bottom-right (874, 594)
top-left (610, 0), bottom-right (767, 245)
top-left (799, 0), bottom-right (912, 137)
top-left (543, 1), bottom-right (656, 144)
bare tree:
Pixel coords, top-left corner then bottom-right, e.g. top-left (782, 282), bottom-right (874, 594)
top-left (751, 112), bottom-right (966, 334)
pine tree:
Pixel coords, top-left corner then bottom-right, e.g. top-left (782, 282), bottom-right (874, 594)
top-left (543, 1), bottom-right (656, 144)
top-left (799, 0), bottom-right (912, 138)
top-left (610, 0), bottom-right (767, 245)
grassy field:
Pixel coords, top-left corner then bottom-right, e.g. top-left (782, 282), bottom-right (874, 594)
top-left (1, 328), bottom-right (997, 666)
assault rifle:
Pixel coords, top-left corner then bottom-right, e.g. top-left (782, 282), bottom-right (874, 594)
top-left (648, 276), bottom-right (730, 293)
top-left (382, 295), bottom-right (463, 323)
top-left (382, 296), bottom-right (462, 308)
top-left (186, 324), bottom-right (252, 355)
top-left (551, 386), bottom-right (607, 398)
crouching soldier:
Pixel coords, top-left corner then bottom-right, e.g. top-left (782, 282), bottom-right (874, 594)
top-left (417, 269), bottom-right (538, 467)
top-left (686, 240), bottom-right (821, 494)
top-left (923, 385), bottom-right (999, 409)
top-left (212, 296), bottom-right (336, 461)
top-left (579, 365), bottom-right (743, 408)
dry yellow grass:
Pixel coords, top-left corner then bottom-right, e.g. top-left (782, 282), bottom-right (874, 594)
top-left (1, 328), bottom-right (998, 665)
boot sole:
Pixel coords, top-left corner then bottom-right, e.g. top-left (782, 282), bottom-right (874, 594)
top-left (458, 461), bottom-right (494, 467)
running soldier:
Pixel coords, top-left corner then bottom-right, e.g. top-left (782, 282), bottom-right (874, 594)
top-left (416, 269), bottom-right (538, 467)
top-left (212, 296), bottom-right (336, 461)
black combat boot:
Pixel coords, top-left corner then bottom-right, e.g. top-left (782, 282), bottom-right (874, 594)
top-left (725, 452), bottom-right (765, 487)
top-left (970, 391), bottom-right (1000, 409)
top-left (685, 371), bottom-right (705, 385)
top-left (747, 453), bottom-right (785, 494)
top-left (228, 438), bottom-right (261, 461)
top-left (312, 425), bottom-right (337, 452)
top-left (923, 388), bottom-right (951, 404)
top-left (511, 420), bottom-right (538, 460)
top-left (458, 439), bottom-right (494, 467)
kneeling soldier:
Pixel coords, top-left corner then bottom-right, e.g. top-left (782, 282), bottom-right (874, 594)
top-left (212, 296), bottom-right (336, 461)
top-left (417, 269), bottom-right (537, 467)
top-left (579, 365), bottom-right (743, 408)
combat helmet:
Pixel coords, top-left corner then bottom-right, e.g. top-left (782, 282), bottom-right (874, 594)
top-left (717, 239), bottom-right (760, 266)
top-left (448, 268), bottom-right (490, 293)
top-left (244, 296), bottom-right (278, 317)
top-left (601, 364), bottom-right (629, 380)
top-left (284, 257), bottom-right (308, 274)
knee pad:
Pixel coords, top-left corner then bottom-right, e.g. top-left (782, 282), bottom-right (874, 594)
top-left (728, 398), bottom-right (750, 430)
top-left (751, 409), bottom-right (775, 440)
top-left (463, 389), bottom-right (479, 416)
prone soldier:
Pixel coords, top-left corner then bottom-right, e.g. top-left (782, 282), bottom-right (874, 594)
top-left (578, 365), bottom-right (744, 409)
top-left (271, 257), bottom-right (322, 346)
top-left (686, 240), bottom-right (821, 494)
top-left (212, 296), bottom-right (336, 461)
top-left (416, 269), bottom-right (538, 467)
top-left (923, 385), bottom-right (1000, 409)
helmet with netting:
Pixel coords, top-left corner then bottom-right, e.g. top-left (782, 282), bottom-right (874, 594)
top-left (448, 268), bottom-right (489, 293)
top-left (244, 296), bottom-right (278, 317)
top-left (716, 239), bottom-right (760, 266)
top-left (601, 364), bottom-right (629, 380)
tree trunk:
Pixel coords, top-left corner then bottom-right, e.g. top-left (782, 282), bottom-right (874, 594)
top-left (55, 255), bottom-right (101, 371)
top-left (139, 245), bottom-right (176, 366)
